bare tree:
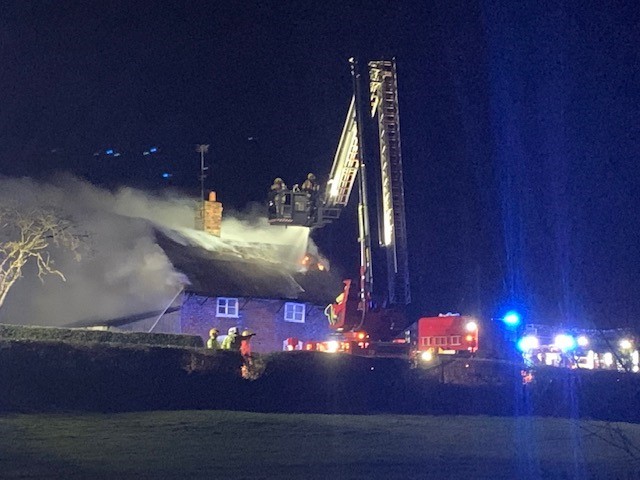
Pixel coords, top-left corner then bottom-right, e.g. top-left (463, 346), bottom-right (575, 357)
top-left (0, 207), bottom-right (82, 308)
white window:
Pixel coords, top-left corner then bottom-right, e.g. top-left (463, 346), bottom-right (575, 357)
top-left (284, 302), bottom-right (305, 323)
top-left (450, 335), bottom-right (461, 346)
top-left (421, 337), bottom-right (432, 346)
top-left (216, 298), bottom-right (239, 318)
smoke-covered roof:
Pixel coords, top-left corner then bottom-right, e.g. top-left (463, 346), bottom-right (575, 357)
top-left (156, 231), bottom-right (344, 305)
top-left (66, 307), bottom-right (182, 328)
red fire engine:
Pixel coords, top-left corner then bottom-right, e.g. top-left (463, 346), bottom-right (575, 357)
top-left (414, 314), bottom-right (479, 363)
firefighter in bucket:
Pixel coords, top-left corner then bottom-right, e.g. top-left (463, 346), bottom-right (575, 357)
top-left (268, 177), bottom-right (287, 218)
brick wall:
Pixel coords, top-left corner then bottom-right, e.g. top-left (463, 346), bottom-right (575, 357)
top-left (180, 293), bottom-right (333, 353)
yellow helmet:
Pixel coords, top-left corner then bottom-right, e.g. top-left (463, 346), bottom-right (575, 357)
top-left (307, 173), bottom-right (316, 180)
top-left (274, 177), bottom-right (284, 184)
top-left (242, 329), bottom-right (253, 336)
top-left (209, 328), bottom-right (219, 336)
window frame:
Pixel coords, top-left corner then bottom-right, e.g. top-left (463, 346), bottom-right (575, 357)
top-left (284, 302), bottom-right (306, 323)
top-left (216, 297), bottom-right (239, 318)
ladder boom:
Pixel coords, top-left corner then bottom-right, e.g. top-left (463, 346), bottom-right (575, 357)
top-left (323, 96), bottom-right (360, 209)
top-left (369, 59), bottom-right (411, 306)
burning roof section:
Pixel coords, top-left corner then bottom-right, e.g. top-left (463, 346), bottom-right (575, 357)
top-left (155, 230), bottom-right (344, 305)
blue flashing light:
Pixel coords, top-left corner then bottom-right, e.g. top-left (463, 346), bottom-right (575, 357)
top-left (150, 147), bottom-right (158, 153)
top-left (502, 310), bottom-right (521, 328)
top-left (106, 149), bottom-right (114, 155)
top-left (162, 172), bottom-right (172, 179)
top-left (554, 334), bottom-right (576, 351)
top-left (517, 335), bottom-right (539, 352)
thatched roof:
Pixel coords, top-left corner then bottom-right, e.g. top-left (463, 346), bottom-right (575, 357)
top-left (155, 231), bottom-right (344, 305)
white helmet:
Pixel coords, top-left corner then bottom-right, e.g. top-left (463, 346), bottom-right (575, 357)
top-left (228, 327), bottom-right (239, 335)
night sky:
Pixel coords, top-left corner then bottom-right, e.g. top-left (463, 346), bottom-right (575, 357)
top-left (1, 1), bottom-right (639, 328)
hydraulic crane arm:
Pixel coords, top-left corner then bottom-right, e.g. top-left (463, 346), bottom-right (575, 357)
top-left (323, 96), bottom-right (360, 209)
top-left (266, 59), bottom-right (409, 310)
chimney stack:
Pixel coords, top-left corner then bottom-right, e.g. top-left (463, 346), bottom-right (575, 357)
top-left (197, 191), bottom-right (223, 236)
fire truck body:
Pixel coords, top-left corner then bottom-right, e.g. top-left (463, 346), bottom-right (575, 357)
top-left (304, 330), bottom-right (370, 354)
top-left (416, 314), bottom-right (479, 358)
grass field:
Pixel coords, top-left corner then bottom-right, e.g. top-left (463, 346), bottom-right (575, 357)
top-left (1, 411), bottom-right (640, 479)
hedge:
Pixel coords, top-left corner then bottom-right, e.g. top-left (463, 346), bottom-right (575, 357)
top-left (0, 339), bottom-right (245, 412)
top-left (1, 337), bottom-right (640, 421)
top-left (0, 324), bottom-right (203, 348)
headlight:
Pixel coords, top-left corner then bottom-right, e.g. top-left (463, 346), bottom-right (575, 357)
top-left (620, 339), bottom-right (632, 350)
top-left (420, 351), bottom-right (433, 362)
top-left (326, 341), bottom-right (339, 353)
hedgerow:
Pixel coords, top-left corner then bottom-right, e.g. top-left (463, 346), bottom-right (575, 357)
top-left (0, 324), bottom-right (203, 348)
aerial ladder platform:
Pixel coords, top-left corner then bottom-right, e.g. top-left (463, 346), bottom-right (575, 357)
top-left (268, 58), bottom-right (411, 337)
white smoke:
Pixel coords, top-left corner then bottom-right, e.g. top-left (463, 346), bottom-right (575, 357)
top-left (0, 175), bottom-right (318, 326)
top-left (166, 215), bottom-right (314, 267)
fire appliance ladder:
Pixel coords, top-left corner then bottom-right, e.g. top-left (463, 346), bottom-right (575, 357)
top-left (320, 96), bottom-right (361, 222)
top-left (369, 59), bottom-right (411, 306)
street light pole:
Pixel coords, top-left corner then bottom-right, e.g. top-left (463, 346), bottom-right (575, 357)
top-left (196, 144), bottom-right (210, 225)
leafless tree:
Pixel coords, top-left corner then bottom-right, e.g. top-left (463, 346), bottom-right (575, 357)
top-left (0, 207), bottom-right (82, 308)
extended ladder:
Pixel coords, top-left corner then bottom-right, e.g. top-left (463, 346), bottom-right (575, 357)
top-left (324, 96), bottom-right (360, 210)
top-left (369, 59), bottom-right (411, 306)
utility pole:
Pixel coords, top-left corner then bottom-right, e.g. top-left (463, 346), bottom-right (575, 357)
top-left (196, 144), bottom-right (210, 223)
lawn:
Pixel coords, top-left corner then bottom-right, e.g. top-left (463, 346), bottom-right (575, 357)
top-left (1, 411), bottom-right (640, 479)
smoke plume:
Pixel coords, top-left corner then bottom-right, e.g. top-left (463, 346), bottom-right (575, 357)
top-left (0, 175), bottom-right (317, 326)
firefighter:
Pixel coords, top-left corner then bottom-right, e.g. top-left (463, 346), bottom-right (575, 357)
top-left (324, 291), bottom-right (346, 326)
top-left (301, 173), bottom-right (319, 192)
top-left (220, 326), bottom-right (241, 351)
top-left (206, 328), bottom-right (220, 350)
top-left (268, 177), bottom-right (287, 217)
top-left (301, 173), bottom-right (319, 222)
top-left (240, 329), bottom-right (257, 378)
top-left (240, 329), bottom-right (256, 357)
top-left (270, 177), bottom-right (287, 193)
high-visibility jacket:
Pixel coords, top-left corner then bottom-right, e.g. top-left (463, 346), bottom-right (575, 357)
top-left (240, 339), bottom-right (252, 356)
top-left (206, 337), bottom-right (219, 350)
top-left (220, 334), bottom-right (240, 351)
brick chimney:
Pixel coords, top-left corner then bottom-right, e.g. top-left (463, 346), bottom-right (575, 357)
top-left (196, 191), bottom-right (223, 236)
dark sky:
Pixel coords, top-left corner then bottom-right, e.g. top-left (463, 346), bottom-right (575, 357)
top-left (1, 1), bottom-right (639, 328)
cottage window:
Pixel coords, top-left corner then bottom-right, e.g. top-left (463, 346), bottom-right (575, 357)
top-left (284, 302), bottom-right (305, 323)
top-left (216, 297), bottom-right (239, 318)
